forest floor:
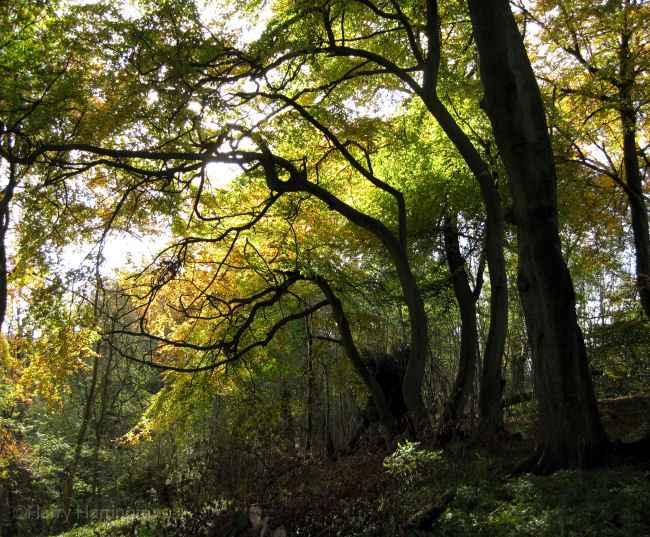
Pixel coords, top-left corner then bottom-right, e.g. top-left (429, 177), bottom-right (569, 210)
top-left (56, 395), bottom-right (650, 537)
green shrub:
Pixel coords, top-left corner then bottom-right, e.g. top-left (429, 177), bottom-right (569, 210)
top-left (383, 440), bottom-right (442, 485)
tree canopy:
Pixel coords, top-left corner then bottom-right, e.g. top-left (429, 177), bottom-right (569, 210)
top-left (1, 1), bottom-right (649, 536)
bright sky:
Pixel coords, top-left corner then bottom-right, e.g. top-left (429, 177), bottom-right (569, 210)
top-left (66, 0), bottom-right (142, 18)
top-left (61, 160), bottom-right (243, 277)
top-left (63, 231), bottom-right (167, 276)
top-left (66, 0), bottom-right (273, 39)
top-left (206, 162), bottom-right (242, 189)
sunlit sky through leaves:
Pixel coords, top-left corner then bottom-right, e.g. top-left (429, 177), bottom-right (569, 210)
top-left (54, 0), bottom-right (273, 275)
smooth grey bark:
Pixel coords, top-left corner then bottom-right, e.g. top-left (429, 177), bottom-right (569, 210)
top-left (467, 0), bottom-right (608, 471)
top-left (437, 215), bottom-right (480, 443)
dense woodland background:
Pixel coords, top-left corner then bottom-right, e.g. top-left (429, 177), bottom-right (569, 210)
top-left (1, 1), bottom-right (649, 536)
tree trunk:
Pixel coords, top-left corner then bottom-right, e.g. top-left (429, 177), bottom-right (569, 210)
top-left (425, 102), bottom-right (508, 436)
top-left (1, 465), bottom-right (18, 537)
top-left (305, 316), bottom-right (314, 453)
top-left (267, 161), bottom-right (429, 428)
top-left (477, 184), bottom-right (508, 436)
top-left (314, 276), bottom-right (398, 441)
top-left (92, 303), bottom-right (120, 509)
top-left (510, 354), bottom-right (526, 396)
top-left (422, 0), bottom-right (508, 438)
top-left (0, 160), bottom-right (17, 332)
top-left (62, 269), bottom-right (104, 521)
top-left (619, 9), bottom-right (650, 318)
top-left (63, 350), bottom-right (100, 522)
top-left (437, 215), bottom-right (480, 443)
top-left (392, 252), bottom-right (429, 429)
top-left (280, 381), bottom-right (295, 451)
top-left (92, 336), bottom-right (113, 508)
top-left (467, 0), bottom-right (608, 471)
top-left (622, 114), bottom-right (649, 317)
top-left (323, 364), bottom-right (336, 460)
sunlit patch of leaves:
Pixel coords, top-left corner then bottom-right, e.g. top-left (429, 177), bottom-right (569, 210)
top-left (434, 468), bottom-right (650, 537)
top-left (383, 440), bottom-right (443, 486)
top-left (55, 499), bottom-right (231, 537)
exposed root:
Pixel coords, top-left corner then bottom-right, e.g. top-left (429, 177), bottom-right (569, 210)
top-left (511, 441), bottom-right (611, 476)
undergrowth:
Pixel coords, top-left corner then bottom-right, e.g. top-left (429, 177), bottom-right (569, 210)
top-left (55, 448), bottom-right (650, 537)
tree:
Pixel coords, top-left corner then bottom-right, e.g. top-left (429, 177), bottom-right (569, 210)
top-left (436, 213), bottom-right (480, 442)
top-left (516, 0), bottom-right (650, 319)
top-left (0, 0), bottom-right (145, 330)
top-left (467, 0), bottom-right (608, 471)
top-left (242, 0), bottom-right (509, 436)
top-left (3, 0), bottom-right (438, 428)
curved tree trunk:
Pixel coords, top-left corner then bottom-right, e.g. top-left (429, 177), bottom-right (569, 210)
top-left (422, 96), bottom-right (509, 437)
top-left (314, 276), bottom-right (399, 441)
top-left (467, 0), bottom-right (608, 471)
top-left (477, 182), bottom-right (508, 436)
top-left (422, 0), bottom-right (508, 437)
top-left (437, 215), bottom-right (479, 443)
top-left (266, 162), bottom-right (429, 428)
top-left (391, 251), bottom-right (429, 429)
